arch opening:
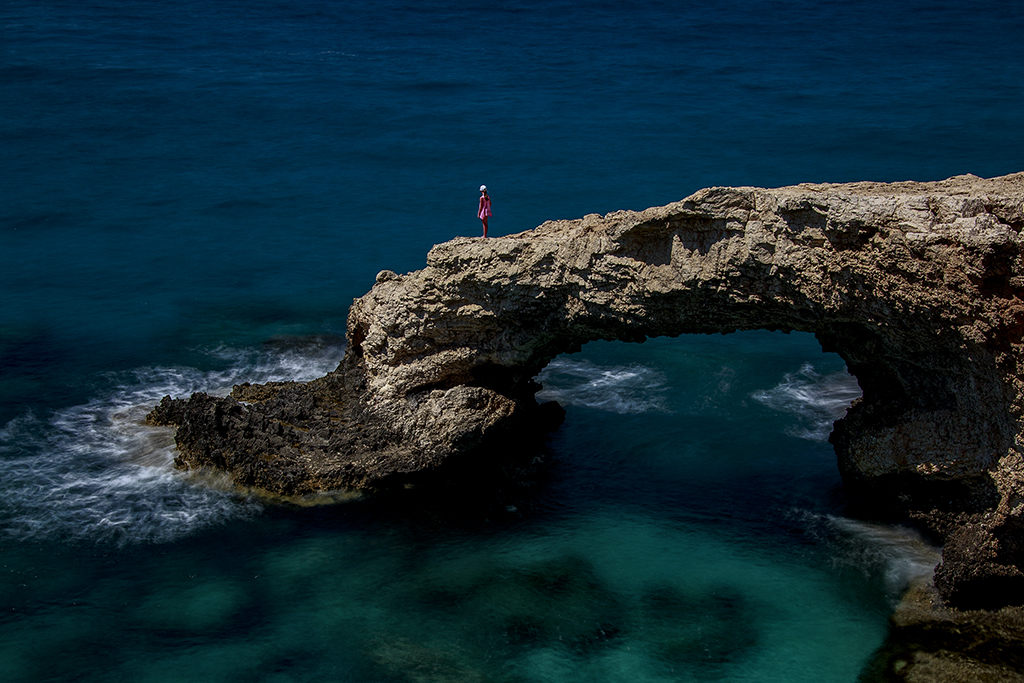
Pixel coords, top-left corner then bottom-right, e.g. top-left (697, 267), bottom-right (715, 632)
top-left (529, 332), bottom-right (860, 507)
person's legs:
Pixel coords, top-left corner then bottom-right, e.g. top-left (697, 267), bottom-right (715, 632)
top-left (482, 216), bottom-right (488, 238)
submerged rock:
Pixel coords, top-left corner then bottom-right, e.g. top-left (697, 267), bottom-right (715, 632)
top-left (639, 584), bottom-right (759, 673)
top-left (860, 576), bottom-right (1024, 682)
top-left (367, 638), bottom-right (489, 683)
top-left (152, 172), bottom-right (1024, 610)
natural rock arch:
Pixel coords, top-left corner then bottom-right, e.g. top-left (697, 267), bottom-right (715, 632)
top-left (346, 175), bottom-right (1024, 511)
top-left (152, 173), bottom-right (1024, 606)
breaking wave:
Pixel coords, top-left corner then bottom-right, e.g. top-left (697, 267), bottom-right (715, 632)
top-left (751, 363), bottom-right (862, 441)
top-left (0, 337), bottom-right (346, 545)
top-left (535, 358), bottom-right (669, 414)
top-left (796, 511), bottom-right (941, 600)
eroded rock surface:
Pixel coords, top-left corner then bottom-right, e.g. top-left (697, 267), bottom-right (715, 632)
top-left (151, 172), bottom-right (1024, 607)
top-left (860, 576), bottom-right (1024, 682)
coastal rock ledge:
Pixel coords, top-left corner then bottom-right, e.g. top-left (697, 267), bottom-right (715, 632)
top-left (151, 173), bottom-right (1024, 605)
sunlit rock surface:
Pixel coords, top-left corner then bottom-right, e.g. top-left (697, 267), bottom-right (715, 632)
top-left (152, 172), bottom-right (1024, 608)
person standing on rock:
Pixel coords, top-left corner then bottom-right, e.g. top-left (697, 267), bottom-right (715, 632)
top-left (478, 185), bottom-right (492, 237)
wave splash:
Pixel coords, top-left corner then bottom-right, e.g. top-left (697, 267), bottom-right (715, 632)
top-left (0, 338), bottom-right (346, 546)
top-left (796, 511), bottom-right (941, 600)
top-left (535, 358), bottom-right (669, 414)
top-left (752, 363), bottom-right (862, 441)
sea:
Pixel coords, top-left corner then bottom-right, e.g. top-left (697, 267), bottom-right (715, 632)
top-left (2, 1), bottom-right (1022, 681)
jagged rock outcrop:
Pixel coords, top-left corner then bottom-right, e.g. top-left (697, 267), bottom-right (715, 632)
top-left (151, 172), bottom-right (1024, 608)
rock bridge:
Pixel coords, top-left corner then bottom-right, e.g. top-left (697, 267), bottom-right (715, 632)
top-left (151, 173), bottom-right (1024, 607)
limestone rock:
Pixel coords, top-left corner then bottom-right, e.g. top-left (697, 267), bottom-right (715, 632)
top-left (153, 173), bottom-right (1024, 607)
top-left (859, 576), bottom-right (1024, 682)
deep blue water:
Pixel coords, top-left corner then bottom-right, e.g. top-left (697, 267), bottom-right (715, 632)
top-left (2, 1), bottom-right (1022, 680)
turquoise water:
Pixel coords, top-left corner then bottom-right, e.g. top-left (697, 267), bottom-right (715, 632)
top-left (0, 334), bottom-right (941, 682)
top-left (3, 0), bottom-right (1021, 680)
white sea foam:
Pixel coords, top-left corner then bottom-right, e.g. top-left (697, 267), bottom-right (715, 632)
top-left (751, 363), bottom-right (861, 441)
top-left (796, 511), bottom-right (941, 599)
top-left (535, 358), bottom-right (669, 414)
top-left (829, 516), bottom-right (942, 595)
top-left (0, 338), bottom-right (346, 545)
